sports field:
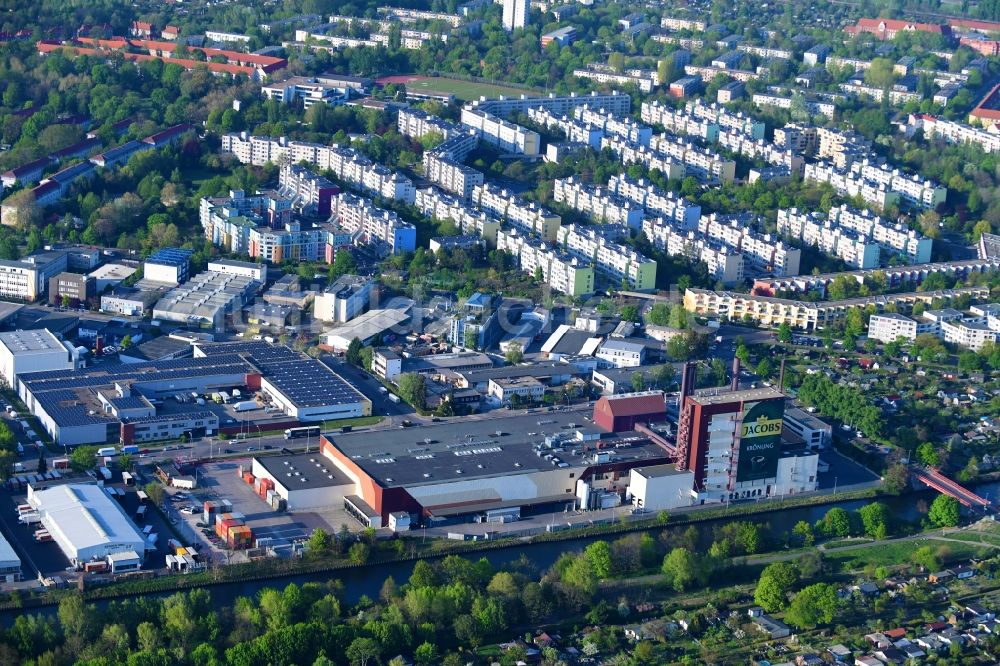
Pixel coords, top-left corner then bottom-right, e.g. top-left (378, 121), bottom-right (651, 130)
top-left (377, 74), bottom-right (539, 101)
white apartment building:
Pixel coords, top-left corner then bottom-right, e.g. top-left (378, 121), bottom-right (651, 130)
top-left (496, 228), bottom-right (594, 296)
top-left (595, 339), bottom-right (646, 367)
top-left (471, 183), bottom-right (561, 241)
top-left (573, 68), bottom-right (655, 93)
top-left (752, 93), bottom-right (836, 119)
top-left (802, 162), bottom-right (900, 211)
top-left (574, 106), bottom-right (653, 146)
top-left (717, 131), bottom-right (804, 174)
top-left (776, 208), bottom-right (881, 269)
top-left (648, 134), bottom-right (736, 183)
top-left (553, 177), bottom-right (645, 228)
top-left (867, 313), bottom-right (925, 343)
top-left (220, 133), bottom-right (416, 204)
top-left (331, 192), bottom-right (416, 255)
top-left (698, 214), bottom-right (801, 277)
top-left (460, 108), bottom-right (540, 155)
top-left (502, 0), bottom-right (528, 30)
top-left (415, 187), bottom-right (502, 246)
top-left (606, 174), bottom-right (701, 227)
top-left (261, 77), bottom-right (350, 108)
top-left (641, 100), bottom-right (720, 141)
top-left (557, 224), bottom-right (657, 290)
top-left (685, 100), bottom-right (765, 139)
top-left (641, 218), bottom-right (744, 284)
top-left (424, 152), bottom-right (484, 200)
top-left (907, 113), bottom-right (1000, 154)
top-left (528, 107), bottom-right (605, 149)
top-left (601, 136), bottom-right (687, 180)
top-left (660, 17), bottom-right (706, 31)
top-left (397, 108), bottom-right (465, 140)
top-left (463, 91), bottom-right (631, 120)
top-left (205, 30), bottom-right (252, 44)
top-left (941, 319), bottom-right (998, 351)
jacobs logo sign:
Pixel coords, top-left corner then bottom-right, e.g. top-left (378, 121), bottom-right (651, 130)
top-left (741, 417), bottom-right (783, 438)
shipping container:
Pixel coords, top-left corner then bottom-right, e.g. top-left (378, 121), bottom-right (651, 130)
top-left (265, 488), bottom-right (275, 504)
top-left (136, 490), bottom-right (148, 504)
top-left (84, 561), bottom-right (107, 573)
top-left (167, 538), bottom-right (182, 553)
top-left (34, 530), bottom-right (51, 542)
top-left (16, 503), bottom-right (31, 515)
top-left (98, 467), bottom-right (112, 481)
top-left (135, 505), bottom-right (147, 522)
top-left (53, 458), bottom-right (69, 469)
top-left (122, 471), bottom-right (134, 486)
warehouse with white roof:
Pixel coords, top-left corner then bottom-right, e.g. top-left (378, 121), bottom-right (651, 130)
top-left (27, 484), bottom-right (147, 566)
top-left (0, 531), bottom-right (21, 582)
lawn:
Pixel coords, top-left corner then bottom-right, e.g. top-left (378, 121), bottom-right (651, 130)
top-left (377, 74), bottom-right (539, 101)
top-left (825, 538), bottom-right (991, 570)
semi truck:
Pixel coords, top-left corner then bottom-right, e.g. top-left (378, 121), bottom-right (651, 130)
top-left (121, 445), bottom-right (139, 455)
top-left (96, 447), bottom-right (117, 457)
top-left (234, 400), bottom-right (259, 412)
top-left (388, 394), bottom-right (400, 403)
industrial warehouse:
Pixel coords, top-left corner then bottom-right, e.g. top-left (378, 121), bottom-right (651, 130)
top-left (247, 366), bottom-right (820, 529)
top-left (26, 483), bottom-right (147, 571)
top-left (16, 341), bottom-right (370, 445)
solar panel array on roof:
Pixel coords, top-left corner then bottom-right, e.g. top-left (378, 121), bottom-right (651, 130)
top-left (263, 360), bottom-right (365, 407)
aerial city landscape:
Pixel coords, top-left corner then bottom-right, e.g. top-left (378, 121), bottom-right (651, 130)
top-left (4, 0), bottom-right (1000, 663)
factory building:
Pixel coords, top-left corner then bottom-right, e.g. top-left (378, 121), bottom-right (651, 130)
top-left (674, 378), bottom-right (818, 503)
top-left (27, 483), bottom-right (147, 567)
top-left (0, 328), bottom-right (78, 392)
top-left (251, 453), bottom-right (355, 510)
top-left (18, 341), bottom-right (369, 445)
top-left (318, 410), bottom-right (676, 528)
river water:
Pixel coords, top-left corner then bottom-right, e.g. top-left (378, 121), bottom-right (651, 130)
top-left (6, 481), bottom-right (998, 623)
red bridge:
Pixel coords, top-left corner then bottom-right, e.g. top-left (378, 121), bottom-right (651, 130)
top-left (911, 467), bottom-right (994, 511)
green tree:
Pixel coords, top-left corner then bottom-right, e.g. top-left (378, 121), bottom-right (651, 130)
top-left (631, 371), bottom-right (645, 392)
top-left (584, 541), bottom-right (612, 579)
top-left (329, 250), bottom-right (357, 279)
top-left (928, 495), bottom-right (960, 528)
top-left (754, 562), bottom-right (799, 612)
top-left (143, 481), bottom-right (165, 507)
top-left (396, 373), bottom-right (427, 410)
top-left (858, 502), bottom-right (891, 540)
top-left (912, 545), bottom-right (941, 571)
top-left (817, 507), bottom-right (852, 538)
top-left (504, 341), bottom-right (523, 365)
top-left (792, 520), bottom-right (814, 547)
top-left (661, 547), bottom-right (701, 592)
top-left (306, 528), bottom-right (331, 555)
top-left (620, 305), bottom-right (639, 323)
top-left (647, 303), bottom-right (670, 326)
top-left (777, 321), bottom-right (792, 343)
top-left (784, 583), bottom-right (838, 629)
top-left (346, 637), bottom-right (380, 666)
top-left (70, 445), bottom-right (100, 472)
top-left (346, 338), bottom-right (364, 367)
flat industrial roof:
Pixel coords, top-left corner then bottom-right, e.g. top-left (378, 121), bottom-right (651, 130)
top-left (326, 308), bottom-right (411, 344)
top-left (688, 386), bottom-right (784, 406)
top-left (0, 328), bottom-right (67, 355)
top-left (256, 452), bottom-right (352, 490)
top-left (632, 463), bottom-right (690, 479)
top-left (325, 409), bottom-right (671, 489)
top-left (30, 483), bottom-right (146, 555)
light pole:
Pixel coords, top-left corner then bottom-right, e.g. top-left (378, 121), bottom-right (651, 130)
top-left (833, 476), bottom-right (838, 496)
top-left (208, 437), bottom-right (214, 460)
top-left (256, 424), bottom-right (262, 451)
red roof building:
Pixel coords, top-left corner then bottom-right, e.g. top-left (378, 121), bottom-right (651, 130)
top-left (970, 83), bottom-right (1000, 125)
top-left (948, 17), bottom-right (1000, 34)
top-left (593, 391), bottom-right (666, 432)
top-left (161, 26), bottom-right (180, 41)
top-left (845, 18), bottom-right (950, 40)
top-left (960, 36), bottom-right (1000, 56)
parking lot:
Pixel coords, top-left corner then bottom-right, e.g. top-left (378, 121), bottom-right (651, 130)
top-left (175, 459), bottom-right (355, 558)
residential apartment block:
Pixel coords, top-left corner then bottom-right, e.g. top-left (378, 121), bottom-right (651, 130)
top-left (471, 184), bottom-right (561, 242)
top-left (684, 286), bottom-right (989, 331)
top-left (648, 134), bottom-right (736, 183)
top-left (331, 192), bottom-right (416, 256)
top-left (460, 107), bottom-right (540, 155)
top-left (601, 135), bottom-right (686, 180)
top-left (557, 224), bottom-right (657, 290)
top-left (642, 218), bottom-right (744, 284)
top-left (220, 133), bottom-right (416, 204)
top-left (804, 159), bottom-right (946, 210)
top-left (553, 177), bottom-right (644, 227)
top-left (776, 208), bottom-right (881, 269)
top-left (260, 76), bottom-right (351, 107)
top-left (496, 228), bottom-right (594, 296)
top-left (904, 113), bottom-right (1000, 154)
top-left (606, 174), bottom-right (701, 227)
